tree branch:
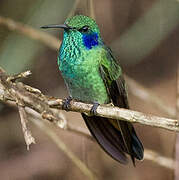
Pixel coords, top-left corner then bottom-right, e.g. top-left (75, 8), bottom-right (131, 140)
top-left (0, 67), bottom-right (176, 170)
top-left (174, 49), bottom-right (179, 179)
top-left (18, 104), bottom-right (35, 150)
top-left (144, 149), bottom-right (175, 170)
top-left (49, 99), bottom-right (179, 132)
top-left (0, 67), bottom-right (179, 133)
top-left (0, 16), bottom-right (60, 50)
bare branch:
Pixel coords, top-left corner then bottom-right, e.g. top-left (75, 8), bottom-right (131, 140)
top-left (49, 98), bottom-right (179, 132)
top-left (0, 16), bottom-right (60, 50)
top-left (18, 105), bottom-right (35, 150)
top-left (126, 75), bottom-right (176, 117)
top-left (0, 67), bottom-right (176, 170)
top-left (89, 0), bottom-right (95, 19)
top-left (144, 149), bottom-right (175, 170)
top-left (0, 67), bottom-right (179, 133)
top-left (174, 52), bottom-right (179, 179)
top-left (7, 70), bottom-right (32, 82)
top-left (67, 122), bottom-right (93, 141)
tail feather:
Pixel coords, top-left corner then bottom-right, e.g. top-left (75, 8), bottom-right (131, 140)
top-left (131, 127), bottom-right (144, 160)
top-left (82, 113), bottom-right (144, 164)
top-left (118, 121), bottom-right (144, 165)
top-left (82, 113), bottom-right (128, 164)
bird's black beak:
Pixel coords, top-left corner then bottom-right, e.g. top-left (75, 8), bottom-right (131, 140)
top-left (41, 24), bottom-right (72, 30)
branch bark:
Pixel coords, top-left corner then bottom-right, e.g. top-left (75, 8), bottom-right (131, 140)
top-left (0, 67), bottom-right (179, 133)
top-left (0, 67), bottom-right (176, 170)
top-left (49, 99), bottom-right (179, 132)
top-left (18, 104), bottom-right (35, 150)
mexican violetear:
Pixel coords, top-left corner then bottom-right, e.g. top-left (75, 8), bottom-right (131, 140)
top-left (42, 15), bottom-right (144, 165)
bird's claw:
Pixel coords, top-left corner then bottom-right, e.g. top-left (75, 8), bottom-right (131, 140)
top-left (62, 96), bottom-right (73, 111)
top-left (90, 102), bottom-right (100, 115)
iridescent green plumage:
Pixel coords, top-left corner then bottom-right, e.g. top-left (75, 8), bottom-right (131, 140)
top-left (43, 15), bottom-right (144, 164)
top-left (59, 44), bottom-right (110, 104)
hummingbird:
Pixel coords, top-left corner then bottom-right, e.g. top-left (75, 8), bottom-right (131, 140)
top-left (42, 15), bottom-right (144, 165)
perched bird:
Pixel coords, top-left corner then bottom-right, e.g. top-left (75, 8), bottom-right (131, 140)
top-left (42, 15), bottom-right (144, 165)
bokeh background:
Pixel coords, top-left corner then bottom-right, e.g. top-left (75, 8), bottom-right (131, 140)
top-left (0, 0), bottom-right (178, 179)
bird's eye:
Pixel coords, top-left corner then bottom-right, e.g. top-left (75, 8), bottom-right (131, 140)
top-left (79, 26), bottom-right (89, 33)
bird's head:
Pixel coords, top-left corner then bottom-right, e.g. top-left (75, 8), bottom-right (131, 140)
top-left (42, 15), bottom-right (102, 50)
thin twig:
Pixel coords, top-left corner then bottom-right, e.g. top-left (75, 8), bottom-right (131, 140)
top-left (67, 123), bottom-right (93, 141)
top-left (174, 58), bottom-right (179, 179)
top-left (89, 0), bottom-right (95, 19)
top-left (0, 16), bottom-right (60, 50)
top-left (144, 149), bottom-right (175, 170)
top-left (126, 75), bottom-right (176, 117)
top-left (18, 105), bottom-right (35, 150)
top-left (7, 70), bottom-right (32, 82)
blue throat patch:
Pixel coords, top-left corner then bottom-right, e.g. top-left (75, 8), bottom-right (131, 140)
top-left (82, 33), bottom-right (99, 50)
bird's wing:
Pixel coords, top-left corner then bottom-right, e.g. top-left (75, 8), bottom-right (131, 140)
top-left (100, 46), bottom-right (129, 108)
top-left (81, 46), bottom-right (129, 164)
top-left (99, 46), bottom-right (144, 164)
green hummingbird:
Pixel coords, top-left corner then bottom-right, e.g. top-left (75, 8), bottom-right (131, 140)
top-left (42, 15), bottom-right (144, 165)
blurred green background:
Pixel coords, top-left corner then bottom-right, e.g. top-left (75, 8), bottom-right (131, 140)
top-left (0, 0), bottom-right (178, 179)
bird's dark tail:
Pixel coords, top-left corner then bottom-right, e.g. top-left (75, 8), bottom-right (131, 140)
top-left (82, 113), bottom-right (144, 165)
top-left (118, 121), bottom-right (144, 165)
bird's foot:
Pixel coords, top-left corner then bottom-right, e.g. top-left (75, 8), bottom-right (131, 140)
top-left (62, 96), bottom-right (73, 111)
top-left (90, 101), bottom-right (100, 115)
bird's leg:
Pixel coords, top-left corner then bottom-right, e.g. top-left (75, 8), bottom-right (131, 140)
top-left (90, 101), bottom-right (100, 115)
top-left (62, 96), bottom-right (73, 111)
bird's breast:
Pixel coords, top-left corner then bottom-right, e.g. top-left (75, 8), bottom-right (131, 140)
top-left (59, 48), bottom-right (109, 104)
